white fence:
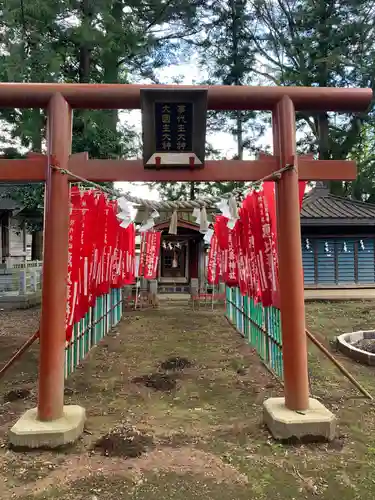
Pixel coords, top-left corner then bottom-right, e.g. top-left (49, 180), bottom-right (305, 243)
top-left (0, 261), bottom-right (42, 296)
top-left (10, 260), bottom-right (43, 270)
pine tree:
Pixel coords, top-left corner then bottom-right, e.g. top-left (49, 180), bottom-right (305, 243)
top-left (249, 0), bottom-right (375, 194)
top-left (0, 0), bottom-right (69, 258)
top-left (200, 0), bottom-right (263, 160)
top-left (0, 0), bottom-right (208, 248)
top-left (348, 123), bottom-right (375, 202)
top-left (151, 0), bottom-right (261, 201)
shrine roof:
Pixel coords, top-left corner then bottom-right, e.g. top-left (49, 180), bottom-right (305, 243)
top-left (301, 187), bottom-right (375, 226)
top-left (153, 217), bottom-right (200, 232)
top-left (136, 187), bottom-right (375, 228)
top-left (0, 185), bottom-right (22, 211)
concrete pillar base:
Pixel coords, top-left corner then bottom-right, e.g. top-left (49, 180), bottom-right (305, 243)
top-left (190, 278), bottom-right (199, 296)
top-left (148, 280), bottom-right (158, 307)
top-left (9, 405), bottom-right (86, 449)
top-left (263, 397), bottom-right (336, 442)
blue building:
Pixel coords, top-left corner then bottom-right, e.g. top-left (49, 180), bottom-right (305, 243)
top-left (301, 186), bottom-right (375, 289)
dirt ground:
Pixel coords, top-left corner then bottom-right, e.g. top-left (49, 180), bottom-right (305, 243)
top-left (0, 301), bottom-right (375, 499)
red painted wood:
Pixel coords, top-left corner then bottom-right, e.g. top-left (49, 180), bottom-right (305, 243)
top-left (0, 83), bottom-right (369, 111)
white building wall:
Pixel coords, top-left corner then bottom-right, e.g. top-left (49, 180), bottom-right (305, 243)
top-left (8, 216), bottom-right (31, 265)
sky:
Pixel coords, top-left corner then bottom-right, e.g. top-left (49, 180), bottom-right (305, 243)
top-left (116, 59), bottom-right (274, 202)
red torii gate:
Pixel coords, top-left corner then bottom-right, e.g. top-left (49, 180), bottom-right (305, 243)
top-left (0, 84), bottom-right (370, 447)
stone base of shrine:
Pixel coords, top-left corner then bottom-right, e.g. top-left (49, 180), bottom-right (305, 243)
top-left (263, 397), bottom-right (336, 442)
top-left (8, 405), bottom-right (86, 449)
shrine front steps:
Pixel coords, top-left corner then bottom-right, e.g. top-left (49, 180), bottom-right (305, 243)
top-left (158, 286), bottom-right (190, 294)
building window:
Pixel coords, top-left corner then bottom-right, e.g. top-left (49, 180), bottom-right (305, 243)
top-left (161, 244), bottom-right (187, 279)
top-left (164, 252), bottom-right (173, 269)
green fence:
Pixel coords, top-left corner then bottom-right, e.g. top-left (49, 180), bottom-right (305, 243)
top-left (226, 287), bottom-right (283, 380)
top-left (65, 288), bottom-right (123, 378)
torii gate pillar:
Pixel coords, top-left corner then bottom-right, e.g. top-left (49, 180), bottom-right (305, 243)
top-left (9, 95), bottom-right (86, 448)
top-left (263, 96), bottom-right (336, 441)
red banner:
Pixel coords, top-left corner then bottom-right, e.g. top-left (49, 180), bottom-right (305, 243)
top-left (207, 233), bottom-right (220, 285)
top-left (144, 231), bottom-right (161, 279)
top-left (80, 191), bottom-right (95, 316)
top-left (225, 229), bottom-right (238, 287)
top-left (215, 215), bottom-right (230, 250)
top-left (93, 193), bottom-right (107, 298)
top-left (138, 232), bottom-right (146, 277)
top-left (242, 193), bottom-right (260, 300)
top-left (233, 220), bottom-right (248, 296)
top-left (123, 224), bottom-right (136, 285)
top-left (263, 180), bottom-right (306, 236)
top-left (253, 188), bottom-right (277, 307)
top-left (214, 215), bottom-right (238, 287)
top-left (66, 187), bottom-right (82, 341)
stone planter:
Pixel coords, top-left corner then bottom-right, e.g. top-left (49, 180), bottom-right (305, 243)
top-left (336, 330), bottom-right (375, 365)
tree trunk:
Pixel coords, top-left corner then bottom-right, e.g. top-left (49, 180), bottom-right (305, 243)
top-left (317, 113), bottom-right (330, 160)
top-left (318, 113), bottom-right (343, 195)
top-left (231, 0), bottom-right (244, 161)
top-left (315, 2), bottom-right (341, 194)
top-left (79, 0), bottom-right (92, 85)
top-left (190, 182), bottom-right (195, 200)
top-left (102, 0), bottom-right (123, 139)
top-left (72, 0), bottom-right (94, 146)
top-left (236, 110), bottom-right (243, 160)
top-left (31, 109), bottom-right (43, 152)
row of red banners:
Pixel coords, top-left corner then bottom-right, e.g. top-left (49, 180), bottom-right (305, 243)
top-left (66, 181), bottom-right (304, 337)
top-left (207, 182), bottom-right (306, 307)
top-left (66, 188), bottom-right (136, 340)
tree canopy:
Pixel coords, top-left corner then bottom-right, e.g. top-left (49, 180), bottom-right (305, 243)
top-left (149, 0), bottom-right (375, 200)
top-left (0, 0), bottom-right (374, 221)
top-left (0, 0), bottom-right (207, 237)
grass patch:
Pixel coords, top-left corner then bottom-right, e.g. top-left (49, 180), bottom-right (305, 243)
top-left (1, 302), bottom-right (375, 499)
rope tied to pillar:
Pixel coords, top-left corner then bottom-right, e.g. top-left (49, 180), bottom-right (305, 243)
top-left (50, 163), bottom-right (294, 211)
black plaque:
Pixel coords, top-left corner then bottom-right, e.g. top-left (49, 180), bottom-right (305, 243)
top-left (141, 88), bottom-right (208, 168)
top-left (154, 102), bottom-right (193, 153)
